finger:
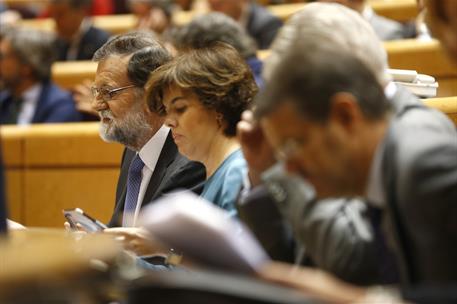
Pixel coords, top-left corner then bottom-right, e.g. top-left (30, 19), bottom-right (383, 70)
top-left (241, 110), bottom-right (254, 122)
top-left (64, 221), bottom-right (72, 232)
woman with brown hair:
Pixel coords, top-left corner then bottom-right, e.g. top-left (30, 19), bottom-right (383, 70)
top-left (146, 43), bottom-right (258, 215)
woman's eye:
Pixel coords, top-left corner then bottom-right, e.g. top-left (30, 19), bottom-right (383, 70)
top-left (174, 106), bottom-right (187, 114)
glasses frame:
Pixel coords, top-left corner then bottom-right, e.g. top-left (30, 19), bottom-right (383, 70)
top-left (274, 138), bottom-right (306, 163)
top-left (91, 84), bottom-right (136, 102)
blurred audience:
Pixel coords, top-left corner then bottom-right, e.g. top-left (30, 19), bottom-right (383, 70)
top-left (147, 43), bottom-right (257, 216)
top-left (128, 0), bottom-right (174, 34)
top-left (313, 0), bottom-right (411, 40)
top-left (0, 28), bottom-right (81, 125)
top-left (207, 0), bottom-right (282, 49)
top-left (172, 12), bottom-right (263, 86)
top-left (48, 0), bottom-right (110, 61)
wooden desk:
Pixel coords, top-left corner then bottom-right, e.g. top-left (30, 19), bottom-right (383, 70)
top-left (52, 61), bottom-right (97, 89)
top-left (258, 39), bottom-right (457, 97)
top-left (424, 96), bottom-right (457, 126)
top-left (369, 0), bottom-right (418, 22)
top-left (19, 14), bottom-right (138, 35)
top-left (1, 123), bottom-right (123, 227)
top-left (385, 39), bottom-right (457, 97)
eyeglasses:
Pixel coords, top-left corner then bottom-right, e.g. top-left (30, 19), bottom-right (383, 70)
top-left (91, 84), bottom-right (136, 102)
top-left (274, 138), bottom-right (305, 162)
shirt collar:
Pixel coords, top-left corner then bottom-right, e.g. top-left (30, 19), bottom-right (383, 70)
top-left (138, 125), bottom-right (170, 172)
top-left (21, 83), bottom-right (42, 102)
top-left (365, 83), bottom-right (396, 207)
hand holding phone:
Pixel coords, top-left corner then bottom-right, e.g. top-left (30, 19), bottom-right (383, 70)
top-left (63, 208), bottom-right (107, 233)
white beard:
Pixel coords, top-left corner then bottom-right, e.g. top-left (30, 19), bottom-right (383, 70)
top-left (98, 107), bottom-right (153, 151)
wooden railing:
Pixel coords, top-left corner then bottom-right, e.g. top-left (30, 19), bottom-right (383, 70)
top-left (1, 123), bottom-right (123, 227)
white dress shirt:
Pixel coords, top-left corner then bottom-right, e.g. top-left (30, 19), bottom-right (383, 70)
top-left (17, 83), bottom-right (42, 126)
top-left (131, 125), bottom-right (170, 226)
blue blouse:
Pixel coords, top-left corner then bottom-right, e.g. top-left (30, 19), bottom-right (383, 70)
top-left (201, 149), bottom-right (246, 217)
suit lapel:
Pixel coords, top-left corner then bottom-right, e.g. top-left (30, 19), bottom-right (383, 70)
top-left (31, 82), bottom-right (48, 123)
top-left (141, 132), bottom-right (178, 206)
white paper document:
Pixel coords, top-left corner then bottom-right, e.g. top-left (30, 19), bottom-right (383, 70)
top-left (139, 191), bottom-right (270, 273)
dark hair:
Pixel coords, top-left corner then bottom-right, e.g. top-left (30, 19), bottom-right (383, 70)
top-left (146, 43), bottom-right (258, 136)
top-left (172, 12), bottom-right (257, 59)
top-left (51, 0), bottom-right (92, 9)
top-left (93, 31), bottom-right (172, 87)
top-left (4, 27), bottom-right (56, 81)
top-left (255, 47), bottom-right (391, 121)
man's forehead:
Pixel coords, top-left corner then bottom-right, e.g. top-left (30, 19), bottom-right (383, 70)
top-left (95, 55), bottom-right (130, 82)
top-left (260, 102), bottom-right (308, 140)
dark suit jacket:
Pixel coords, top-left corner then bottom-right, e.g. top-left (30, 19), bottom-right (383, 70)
top-left (109, 132), bottom-right (206, 227)
top-left (246, 3), bottom-right (282, 50)
top-left (55, 25), bottom-right (110, 61)
top-left (0, 81), bottom-right (82, 124)
top-left (237, 86), bottom-right (432, 286)
top-left (380, 96), bottom-right (457, 285)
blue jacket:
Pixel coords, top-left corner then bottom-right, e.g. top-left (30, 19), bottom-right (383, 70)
top-left (0, 81), bottom-right (82, 124)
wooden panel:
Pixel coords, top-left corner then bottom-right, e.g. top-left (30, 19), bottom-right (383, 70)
top-left (23, 122), bottom-right (123, 167)
top-left (1, 126), bottom-right (25, 167)
top-left (370, 0), bottom-right (418, 22)
top-left (51, 61), bottom-right (97, 89)
top-left (385, 39), bottom-right (457, 77)
top-left (23, 169), bottom-right (119, 227)
top-left (424, 96), bottom-right (457, 126)
top-left (436, 78), bottom-right (457, 98)
top-left (5, 170), bottom-right (23, 223)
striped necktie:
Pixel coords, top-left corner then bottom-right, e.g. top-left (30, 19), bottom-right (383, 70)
top-left (123, 154), bottom-right (145, 227)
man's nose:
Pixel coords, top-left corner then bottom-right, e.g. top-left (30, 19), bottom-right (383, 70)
top-left (92, 97), bottom-right (108, 112)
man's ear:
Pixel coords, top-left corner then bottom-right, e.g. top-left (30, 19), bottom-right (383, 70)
top-left (328, 92), bottom-right (363, 132)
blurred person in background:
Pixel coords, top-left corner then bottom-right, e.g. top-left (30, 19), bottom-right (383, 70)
top-left (0, 28), bottom-right (81, 125)
top-left (207, 0), bottom-right (282, 49)
top-left (172, 12), bottom-right (263, 86)
top-left (48, 0), bottom-right (110, 61)
top-left (313, 0), bottom-right (411, 40)
top-left (128, 0), bottom-right (174, 35)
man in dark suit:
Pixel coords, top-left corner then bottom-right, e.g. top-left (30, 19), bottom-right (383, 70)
top-left (255, 38), bottom-right (457, 286)
top-left (238, 3), bottom-right (407, 286)
top-left (48, 0), bottom-right (110, 61)
top-left (90, 31), bottom-right (205, 253)
top-left (0, 27), bottom-right (81, 125)
top-left (207, 0), bottom-right (282, 49)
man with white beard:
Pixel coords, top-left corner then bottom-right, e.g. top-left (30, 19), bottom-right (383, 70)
top-left (90, 31), bottom-right (205, 256)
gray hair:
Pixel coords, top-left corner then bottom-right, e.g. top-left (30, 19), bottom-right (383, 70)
top-left (263, 3), bottom-right (390, 86)
top-left (4, 27), bottom-right (57, 81)
top-left (172, 12), bottom-right (257, 59)
top-left (93, 31), bottom-right (171, 87)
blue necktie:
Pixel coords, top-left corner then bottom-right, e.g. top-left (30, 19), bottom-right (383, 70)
top-left (123, 154), bottom-right (145, 227)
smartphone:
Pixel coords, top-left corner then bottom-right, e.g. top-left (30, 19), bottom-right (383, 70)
top-left (63, 208), bottom-right (107, 233)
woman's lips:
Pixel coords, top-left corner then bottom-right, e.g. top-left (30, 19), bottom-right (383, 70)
top-left (172, 133), bottom-right (183, 141)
